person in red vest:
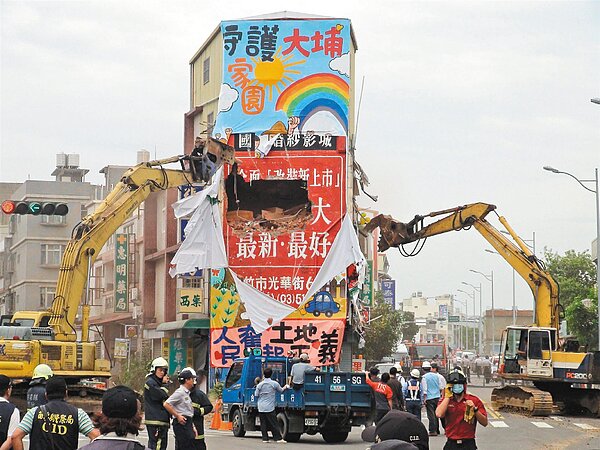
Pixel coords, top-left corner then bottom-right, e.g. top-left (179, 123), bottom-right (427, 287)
top-left (366, 368), bottom-right (393, 424)
top-left (436, 369), bottom-right (488, 450)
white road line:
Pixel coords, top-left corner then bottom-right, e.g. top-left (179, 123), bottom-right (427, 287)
top-left (489, 421), bottom-right (509, 428)
top-left (574, 423), bottom-right (598, 430)
top-left (531, 421), bottom-right (553, 428)
top-left (549, 416), bottom-right (564, 422)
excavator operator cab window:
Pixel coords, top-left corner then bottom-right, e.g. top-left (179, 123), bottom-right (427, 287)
top-left (502, 328), bottom-right (527, 374)
top-left (39, 316), bottom-right (51, 328)
top-left (528, 330), bottom-right (551, 360)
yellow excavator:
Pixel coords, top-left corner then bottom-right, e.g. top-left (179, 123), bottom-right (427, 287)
top-left (0, 139), bottom-right (234, 411)
top-left (365, 203), bottom-right (599, 416)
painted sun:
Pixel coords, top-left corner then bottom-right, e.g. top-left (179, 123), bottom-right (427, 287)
top-left (250, 48), bottom-right (306, 102)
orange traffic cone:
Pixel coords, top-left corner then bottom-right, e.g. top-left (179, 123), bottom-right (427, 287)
top-left (210, 399), bottom-right (233, 431)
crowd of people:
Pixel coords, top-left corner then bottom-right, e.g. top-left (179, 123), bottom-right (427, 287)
top-left (0, 358), bottom-right (213, 450)
top-left (0, 354), bottom-right (489, 450)
top-left (365, 362), bottom-right (488, 450)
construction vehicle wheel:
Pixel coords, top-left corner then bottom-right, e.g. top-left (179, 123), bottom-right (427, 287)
top-left (322, 430), bottom-right (349, 443)
top-left (232, 409), bottom-right (245, 437)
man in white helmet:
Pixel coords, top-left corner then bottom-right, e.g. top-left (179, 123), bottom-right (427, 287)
top-left (26, 364), bottom-right (53, 409)
top-left (144, 357), bottom-right (171, 450)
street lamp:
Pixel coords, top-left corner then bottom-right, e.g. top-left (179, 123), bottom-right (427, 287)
top-left (470, 270), bottom-right (495, 354)
top-left (463, 281), bottom-right (483, 354)
top-left (486, 249), bottom-right (517, 325)
top-left (457, 289), bottom-right (475, 349)
top-left (544, 165), bottom-right (600, 349)
top-left (459, 286), bottom-right (480, 353)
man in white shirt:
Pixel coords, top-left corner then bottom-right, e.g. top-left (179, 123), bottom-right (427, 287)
top-left (0, 375), bottom-right (20, 450)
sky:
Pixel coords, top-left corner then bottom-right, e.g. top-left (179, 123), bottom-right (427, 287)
top-left (1, 0), bottom-right (599, 316)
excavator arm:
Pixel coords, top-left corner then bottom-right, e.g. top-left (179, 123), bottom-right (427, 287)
top-left (364, 202), bottom-right (560, 331)
top-left (49, 140), bottom-right (233, 341)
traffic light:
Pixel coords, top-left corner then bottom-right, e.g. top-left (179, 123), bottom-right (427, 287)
top-left (1, 200), bottom-right (69, 216)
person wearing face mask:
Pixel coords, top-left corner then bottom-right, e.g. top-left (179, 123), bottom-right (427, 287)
top-left (435, 369), bottom-right (487, 450)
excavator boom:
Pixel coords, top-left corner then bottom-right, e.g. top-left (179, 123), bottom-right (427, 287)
top-left (364, 202), bottom-right (559, 330)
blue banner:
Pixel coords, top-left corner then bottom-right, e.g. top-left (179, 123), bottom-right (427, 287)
top-left (213, 19), bottom-right (351, 142)
top-left (381, 279), bottom-right (396, 309)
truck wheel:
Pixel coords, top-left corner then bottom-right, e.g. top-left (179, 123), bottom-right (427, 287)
top-left (322, 430), bottom-right (349, 443)
top-left (276, 412), bottom-right (301, 442)
top-left (232, 409), bottom-right (246, 437)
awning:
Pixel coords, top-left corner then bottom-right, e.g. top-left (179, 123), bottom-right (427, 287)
top-left (89, 312), bottom-right (132, 326)
top-left (156, 318), bottom-right (210, 332)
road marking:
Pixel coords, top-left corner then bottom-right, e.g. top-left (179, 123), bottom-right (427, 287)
top-left (531, 421), bottom-right (553, 428)
top-left (489, 421), bottom-right (509, 428)
top-left (549, 416), bottom-right (564, 422)
top-left (574, 423), bottom-right (598, 430)
top-left (483, 401), bottom-right (503, 419)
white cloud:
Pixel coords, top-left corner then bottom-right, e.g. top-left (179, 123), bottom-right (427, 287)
top-left (329, 52), bottom-right (350, 77)
top-left (217, 83), bottom-right (238, 112)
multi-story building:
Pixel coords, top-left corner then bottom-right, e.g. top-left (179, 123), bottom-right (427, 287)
top-left (401, 292), bottom-right (455, 344)
top-left (187, 12), bottom-right (363, 377)
top-left (484, 308), bottom-right (534, 355)
top-left (1, 155), bottom-right (93, 316)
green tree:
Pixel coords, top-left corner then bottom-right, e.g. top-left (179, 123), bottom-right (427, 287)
top-left (544, 249), bottom-right (596, 310)
top-left (363, 291), bottom-right (417, 364)
top-left (565, 298), bottom-right (597, 350)
top-left (544, 248), bottom-right (597, 349)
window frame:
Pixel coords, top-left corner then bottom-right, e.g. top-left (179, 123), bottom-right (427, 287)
top-left (203, 57), bottom-right (210, 84)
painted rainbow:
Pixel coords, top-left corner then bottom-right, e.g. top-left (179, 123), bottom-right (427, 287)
top-left (275, 73), bottom-right (350, 134)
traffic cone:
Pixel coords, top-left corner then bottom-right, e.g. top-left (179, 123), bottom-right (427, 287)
top-left (210, 399), bottom-right (232, 431)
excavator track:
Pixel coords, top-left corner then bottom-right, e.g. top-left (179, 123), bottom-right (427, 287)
top-left (491, 385), bottom-right (553, 416)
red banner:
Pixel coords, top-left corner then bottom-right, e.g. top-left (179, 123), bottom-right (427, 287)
top-left (225, 153), bottom-right (346, 308)
top-left (210, 319), bottom-right (345, 368)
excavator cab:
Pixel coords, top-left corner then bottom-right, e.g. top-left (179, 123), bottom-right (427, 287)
top-left (499, 326), bottom-right (554, 378)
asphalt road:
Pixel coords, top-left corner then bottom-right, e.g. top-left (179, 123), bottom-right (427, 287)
top-left (20, 380), bottom-right (600, 449)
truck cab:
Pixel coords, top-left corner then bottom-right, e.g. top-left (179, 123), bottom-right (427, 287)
top-left (221, 349), bottom-right (372, 443)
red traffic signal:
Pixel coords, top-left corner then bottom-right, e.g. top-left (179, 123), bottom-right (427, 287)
top-left (0, 200), bottom-right (69, 216)
top-left (1, 201), bottom-right (15, 214)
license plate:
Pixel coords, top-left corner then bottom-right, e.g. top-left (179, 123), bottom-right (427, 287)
top-left (305, 418), bottom-right (318, 426)
top-left (330, 384), bottom-right (346, 392)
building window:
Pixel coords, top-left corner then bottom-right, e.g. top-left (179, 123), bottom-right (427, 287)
top-left (203, 57), bottom-right (210, 84)
top-left (41, 215), bottom-right (67, 225)
top-left (182, 276), bottom-right (203, 289)
top-left (40, 286), bottom-right (56, 308)
top-left (207, 112), bottom-right (214, 135)
top-left (41, 244), bottom-right (65, 265)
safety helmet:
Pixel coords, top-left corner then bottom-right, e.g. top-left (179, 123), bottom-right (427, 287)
top-left (447, 368), bottom-right (467, 384)
top-left (32, 364), bottom-right (53, 380)
top-left (151, 357), bottom-right (169, 372)
top-left (422, 361), bottom-right (431, 369)
top-left (178, 367), bottom-right (197, 384)
top-left (410, 369), bottom-right (421, 378)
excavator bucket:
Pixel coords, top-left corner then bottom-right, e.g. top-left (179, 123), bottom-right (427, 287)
top-left (363, 214), bottom-right (413, 252)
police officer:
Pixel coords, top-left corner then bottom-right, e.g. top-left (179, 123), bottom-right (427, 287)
top-left (0, 375), bottom-right (20, 450)
top-left (27, 364), bottom-right (53, 409)
top-left (12, 376), bottom-right (99, 450)
top-left (144, 357), bottom-right (171, 450)
top-left (190, 370), bottom-right (213, 450)
top-left (163, 368), bottom-right (197, 450)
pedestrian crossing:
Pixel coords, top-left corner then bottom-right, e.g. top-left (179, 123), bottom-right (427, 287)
top-left (421, 404), bottom-right (599, 433)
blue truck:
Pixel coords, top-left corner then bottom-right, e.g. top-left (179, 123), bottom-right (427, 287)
top-left (221, 350), bottom-right (373, 443)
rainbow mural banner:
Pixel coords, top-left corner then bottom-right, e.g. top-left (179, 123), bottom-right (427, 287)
top-left (213, 18), bottom-right (351, 142)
